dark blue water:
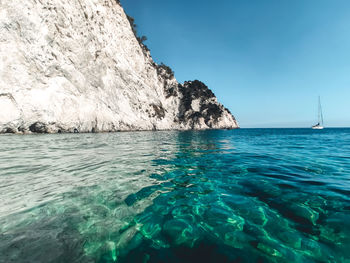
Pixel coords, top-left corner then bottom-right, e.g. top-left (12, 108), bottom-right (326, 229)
top-left (0, 128), bottom-right (349, 262)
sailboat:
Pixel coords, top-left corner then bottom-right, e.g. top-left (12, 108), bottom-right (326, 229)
top-left (312, 96), bottom-right (324, 129)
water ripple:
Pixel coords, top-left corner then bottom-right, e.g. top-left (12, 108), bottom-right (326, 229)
top-left (0, 129), bottom-right (349, 262)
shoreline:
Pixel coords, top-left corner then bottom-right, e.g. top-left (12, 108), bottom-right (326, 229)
top-left (0, 127), bottom-right (240, 135)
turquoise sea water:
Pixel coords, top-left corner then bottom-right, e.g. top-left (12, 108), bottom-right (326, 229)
top-left (0, 128), bottom-right (349, 262)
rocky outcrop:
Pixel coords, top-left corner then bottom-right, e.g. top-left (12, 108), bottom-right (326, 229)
top-left (0, 0), bottom-right (238, 133)
top-left (176, 81), bottom-right (237, 129)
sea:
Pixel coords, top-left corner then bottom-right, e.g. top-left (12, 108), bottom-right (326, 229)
top-left (0, 128), bottom-right (349, 263)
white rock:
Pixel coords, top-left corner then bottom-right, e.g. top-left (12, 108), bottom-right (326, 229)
top-left (0, 0), bottom-right (239, 133)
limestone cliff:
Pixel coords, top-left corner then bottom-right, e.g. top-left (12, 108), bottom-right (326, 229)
top-left (0, 0), bottom-right (238, 133)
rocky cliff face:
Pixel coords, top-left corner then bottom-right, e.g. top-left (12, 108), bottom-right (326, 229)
top-left (0, 0), bottom-right (238, 133)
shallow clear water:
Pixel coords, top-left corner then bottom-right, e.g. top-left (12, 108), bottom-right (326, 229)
top-left (0, 129), bottom-right (349, 263)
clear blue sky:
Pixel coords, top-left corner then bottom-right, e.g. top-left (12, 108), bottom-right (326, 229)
top-left (122, 0), bottom-right (350, 128)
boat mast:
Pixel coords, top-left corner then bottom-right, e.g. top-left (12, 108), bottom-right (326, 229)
top-left (318, 96), bottom-right (324, 126)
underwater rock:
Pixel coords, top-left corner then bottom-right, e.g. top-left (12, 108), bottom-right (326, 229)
top-left (115, 225), bottom-right (143, 259)
top-left (289, 204), bottom-right (319, 226)
top-left (224, 231), bottom-right (248, 249)
top-left (301, 238), bottom-right (322, 258)
top-left (256, 242), bottom-right (283, 258)
top-left (140, 222), bottom-right (161, 240)
top-left (163, 219), bottom-right (196, 246)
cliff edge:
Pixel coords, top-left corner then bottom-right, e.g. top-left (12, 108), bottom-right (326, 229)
top-left (0, 0), bottom-right (238, 133)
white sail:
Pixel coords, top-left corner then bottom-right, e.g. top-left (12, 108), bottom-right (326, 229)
top-left (312, 96), bottom-right (324, 129)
